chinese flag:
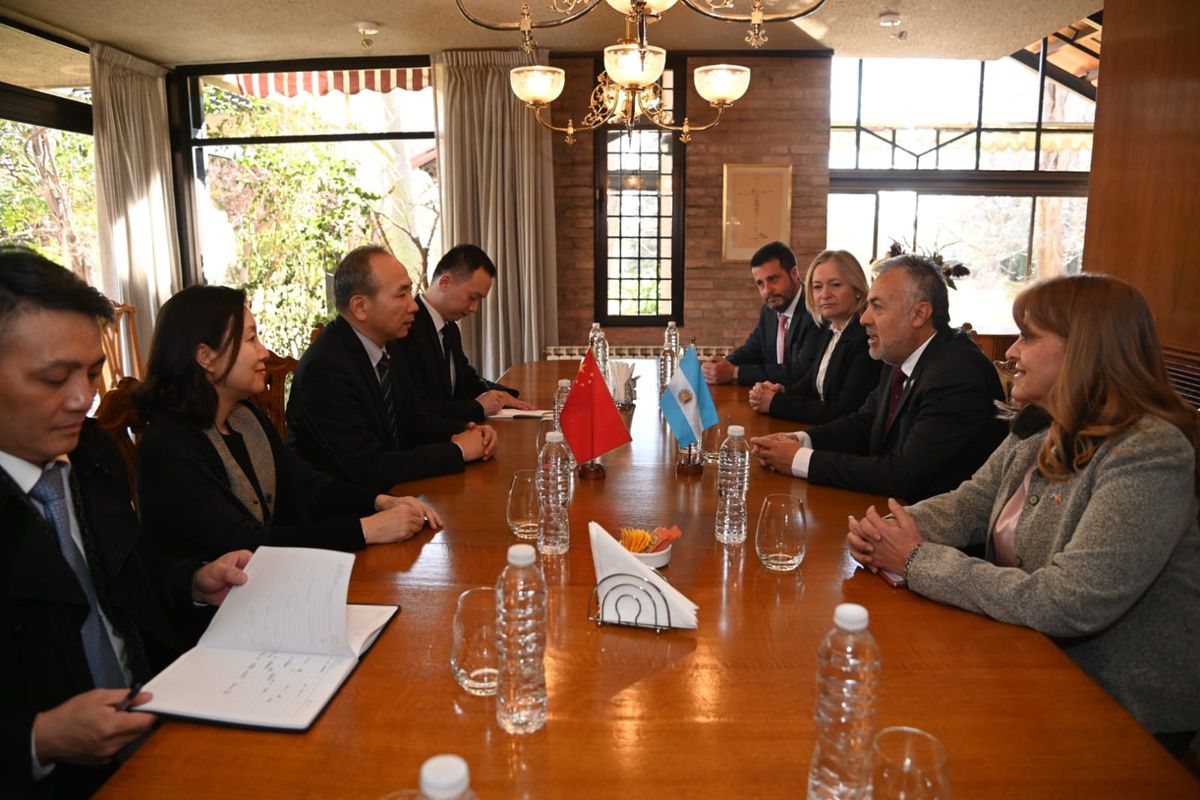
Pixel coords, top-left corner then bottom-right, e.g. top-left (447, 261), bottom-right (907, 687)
top-left (559, 350), bottom-right (632, 463)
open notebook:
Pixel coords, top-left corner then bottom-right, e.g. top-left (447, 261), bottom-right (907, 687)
top-left (138, 546), bottom-right (396, 730)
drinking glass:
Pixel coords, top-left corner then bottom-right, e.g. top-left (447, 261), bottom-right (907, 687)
top-left (754, 493), bottom-right (808, 571)
top-left (702, 414), bottom-right (733, 463)
top-left (869, 726), bottom-right (951, 800)
top-left (506, 470), bottom-right (539, 540)
top-left (450, 587), bottom-right (498, 696)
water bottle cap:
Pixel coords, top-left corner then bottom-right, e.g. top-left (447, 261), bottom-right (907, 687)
top-left (591, 322), bottom-right (600, 329)
top-left (419, 754), bottom-right (470, 799)
top-left (667, 321), bottom-right (676, 328)
top-left (545, 431), bottom-right (564, 443)
top-left (507, 543), bottom-right (537, 566)
top-left (557, 379), bottom-right (572, 387)
top-left (726, 425), bottom-right (745, 437)
top-left (834, 603), bottom-right (869, 631)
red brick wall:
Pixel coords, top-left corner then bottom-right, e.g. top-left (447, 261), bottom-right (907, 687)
top-left (551, 53), bottom-right (831, 351)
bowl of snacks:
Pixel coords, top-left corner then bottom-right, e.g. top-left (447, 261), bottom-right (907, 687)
top-left (620, 525), bottom-right (682, 569)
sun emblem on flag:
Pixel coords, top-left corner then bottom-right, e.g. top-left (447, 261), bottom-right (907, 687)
top-left (677, 388), bottom-right (694, 404)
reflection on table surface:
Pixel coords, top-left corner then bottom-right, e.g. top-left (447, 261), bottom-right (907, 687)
top-left (100, 360), bottom-right (1197, 799)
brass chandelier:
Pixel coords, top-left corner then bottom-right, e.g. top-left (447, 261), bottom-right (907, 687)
top-left (455, 0), bottom-right (828, 143)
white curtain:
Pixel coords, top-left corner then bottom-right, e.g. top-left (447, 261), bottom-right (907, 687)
top-left (91, 43), bottom-right (180, 364)
top-left (433, 49), bottom-right (558, 378)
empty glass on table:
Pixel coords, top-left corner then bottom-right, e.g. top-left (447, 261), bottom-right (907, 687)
top-left (869, 726), bottom-right (952, 800)
top-left (754, 493), bottom-right (808, 571)
top-left (450, 587), bottom-right (499, 696)
top-left (506, 470), bottom-right (539, 540)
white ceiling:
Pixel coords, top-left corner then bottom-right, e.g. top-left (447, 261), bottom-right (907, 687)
top-left (0, 0), bottom-right (1100, 79)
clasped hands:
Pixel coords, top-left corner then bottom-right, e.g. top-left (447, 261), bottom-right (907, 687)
top-left (748, 432), bottom-right (801, 473)
top-left (748, 381), bottom-right (784, 414)
top-left (452, 421), bottom-right (498, 461)
top-left (847, 498), bottom-right (924, 576)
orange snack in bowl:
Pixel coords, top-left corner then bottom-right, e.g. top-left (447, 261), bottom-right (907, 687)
top-left (620, 527), bottom-right (652, 554)
top-left (649, 525), bottom-right (682, 553)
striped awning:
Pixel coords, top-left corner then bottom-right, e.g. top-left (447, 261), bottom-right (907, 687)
top-left (235, 68), bottom-right (430, 98)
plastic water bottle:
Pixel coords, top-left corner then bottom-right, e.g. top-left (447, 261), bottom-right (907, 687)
top-left (588, 322), bottom-right (611, 388)
top-left (495, 543), bottom-right (548, 735)
top-left (420, 754), bottom-right (478, 800)
top-left (657, 346), bottom-right (677, 396)
top-left (807, 603), bottom-right (882, 800)
top-left (383, 754), bottom-right (478, 800)
top-left (552, 378), bottom-right (572, 430)
top-left (551, 379), bottom-right (577, 470)
top-left (536, 431), bottom-right (571, 555)
top-left (664, 320), bottom-right (680, 353)
top-left (714, 424), bottom-right (750, 544)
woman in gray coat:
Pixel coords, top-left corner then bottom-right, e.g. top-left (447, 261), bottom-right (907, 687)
top-left (847, 274), bottom-right (1199, 748)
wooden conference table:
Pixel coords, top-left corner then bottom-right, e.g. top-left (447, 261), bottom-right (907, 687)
top-left (101, 360), bottom-right (1196, 798)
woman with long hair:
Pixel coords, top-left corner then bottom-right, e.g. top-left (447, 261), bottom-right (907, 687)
top-left (135, 285), bottom-right (440, 562)
top-left (748, 249), bottom-right (881, 423)
top-left (847, 274), bottom-right (1199, 746)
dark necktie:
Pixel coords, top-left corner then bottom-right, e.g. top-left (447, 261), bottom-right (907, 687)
top-left (441, 322), bottom-right (455, 392)
top-left (376, 354), bottom-right (400, 444)
top-left (30, 463), bottom-right (127, 689)
top-left (883, 368), bottom-right (908, 434)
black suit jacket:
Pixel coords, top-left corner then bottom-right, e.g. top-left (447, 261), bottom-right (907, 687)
top-left (286, 316), bottom-right (467, 493)
top-left (395, 297), bottom-right (491, 423)
top-left (767, 316), bottom-right (882, 425)
top-left (1, 422), bottom-right (197, 798)
top-left (806, 328), bottom-right (1007, 502)
top-left (137, 402), bottom-right (375, 563)
top-left (726, 303), bottom-right (822, 386)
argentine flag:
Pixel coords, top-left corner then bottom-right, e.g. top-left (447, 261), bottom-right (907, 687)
top-left (661, 345), bottom-right (719, 447)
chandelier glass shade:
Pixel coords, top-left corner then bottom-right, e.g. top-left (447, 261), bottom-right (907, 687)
top-left (455, 0), bottom-right (825, 143)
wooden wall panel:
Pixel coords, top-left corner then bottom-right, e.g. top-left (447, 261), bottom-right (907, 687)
top-left (1084, 0), bottom-right (1200, 372)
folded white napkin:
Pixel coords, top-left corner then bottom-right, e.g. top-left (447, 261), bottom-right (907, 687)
top-left (609, 361), bottom-right (637, 403)
top-left (486, 408), bottom-right (553, 420)
top-left (588, 522), bottom-right (698, 630)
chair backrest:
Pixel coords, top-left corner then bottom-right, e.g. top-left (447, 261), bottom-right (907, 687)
top-left (93, 377), bottom-right (146, 504)
top-left (99, 303), bottom-right (143, 393)
top-left (250, 350), bottom-right (298, 438)
top-left (310, 322), bottom-right (326, 345)
top-left (994, 359), bottom-right (1017, 403)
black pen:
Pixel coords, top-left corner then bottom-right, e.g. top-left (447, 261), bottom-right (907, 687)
top-left (115, 682), bottom-right (143, 712)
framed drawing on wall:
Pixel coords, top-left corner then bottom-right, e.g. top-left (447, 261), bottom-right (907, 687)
top-left (721, 163), bottom-right (793, 262)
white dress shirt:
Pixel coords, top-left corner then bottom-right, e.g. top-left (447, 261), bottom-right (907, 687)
top-left (814, 321), bottom-right (846, 401)
top-left (787, 332), bottom-right (937, 478)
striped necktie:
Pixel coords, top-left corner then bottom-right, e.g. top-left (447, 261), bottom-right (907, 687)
top-left (30, 463), bottom-right (127, 689)
top-left (376, 353), bottom-right (400, 444)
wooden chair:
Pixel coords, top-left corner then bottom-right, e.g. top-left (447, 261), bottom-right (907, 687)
top-left (99, 303), bottom-right (143, 394)
top-left (250, 350), bottom-right (298, 438)
top-left (310, 322), bottom-right (326, 345)
top-left (93, 377), bottom-right (146, 505)
top-left (994, 359), bottom-right (1017, 403)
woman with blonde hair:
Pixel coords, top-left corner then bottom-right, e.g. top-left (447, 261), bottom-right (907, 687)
top-left (848, 274), bottom-right (1199, 747)
top-left (749, 249), bottom-right (881, 423)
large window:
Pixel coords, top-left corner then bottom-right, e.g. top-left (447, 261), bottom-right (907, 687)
top-left (174, 59), bottom-right (440, 357)
top-left (0, 21), bottom-right (99, 287)
top-left (827, 50), bottom-right (1092, 332)
top-left (595, 63), bottom-right (684, 325)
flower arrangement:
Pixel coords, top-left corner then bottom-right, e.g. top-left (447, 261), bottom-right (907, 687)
top-left (874, 240), bottom-right (971, 290)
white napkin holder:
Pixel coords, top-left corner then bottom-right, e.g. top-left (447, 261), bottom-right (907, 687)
top-left (587, 522), bottom-right (698, 633)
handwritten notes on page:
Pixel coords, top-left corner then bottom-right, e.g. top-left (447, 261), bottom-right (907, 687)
top-left (139, 546), bottom-right (397, 730)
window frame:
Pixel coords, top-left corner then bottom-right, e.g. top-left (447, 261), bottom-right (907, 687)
top-left (592, 53), bottom-right (687, 327)
top-left (167, 55), bottom-right (435, 287)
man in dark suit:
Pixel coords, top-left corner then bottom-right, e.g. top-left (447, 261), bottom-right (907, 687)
top-left (286, 246), bottom-right (496, 493)
top-left (0, 247), bottom-right (250, 797)
top-left (396, 244), bottom-right (531, 423)
top-left (701, 241), bottom-right (822, 387)
top-left (751, 255), bottom-right (1006, 502)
